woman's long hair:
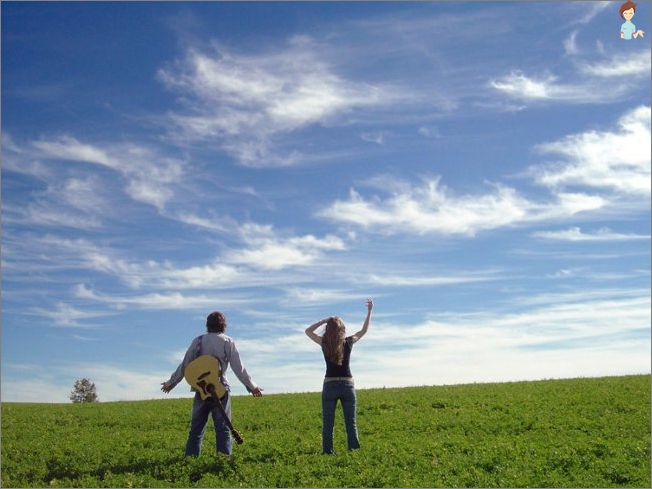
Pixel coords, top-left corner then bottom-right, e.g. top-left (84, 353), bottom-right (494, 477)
top-left (322, 317), bottom-right (346, 365)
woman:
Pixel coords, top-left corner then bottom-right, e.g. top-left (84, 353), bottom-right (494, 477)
top-left (305, 298), bottom-right (373, 454)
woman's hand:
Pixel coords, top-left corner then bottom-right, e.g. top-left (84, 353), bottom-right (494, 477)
top-left (366, 298), bottom-right (373, 312)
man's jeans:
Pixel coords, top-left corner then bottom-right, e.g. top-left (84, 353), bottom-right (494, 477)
top-left (321, 380), bottom-right (360, 454)
top-left (185, 391), bottom-right (232, 456)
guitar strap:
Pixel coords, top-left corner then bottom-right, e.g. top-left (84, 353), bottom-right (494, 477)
top-left (195, 334), bottom-right (227, 387)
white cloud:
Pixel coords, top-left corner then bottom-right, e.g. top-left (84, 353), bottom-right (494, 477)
top-left (74, 284), bottom-right (253, 311)
top-left (533, 105), bottom-right (651, 196)
top-left (50, 363), bottom-right (179, 403)
top-left (1, 378), bottom-right (76, 404)
top-left (578, 50), bottom-right (651, 78)
top-left (575, 2), bottom-right (612, 24)
top-left (351, 289), bottom-right (650, 389)
top-left (140, 224), bottom-right (348, 289)
top-left (32, 136), bottom-right (113, 166)
top-left (31, 285), bottom-right (642, 402)
top-left (319, 106), bottom-right (649, 237)
top-left (489, 67), bottom-right (640, 104)
top-left (27, 136), bottom-right (185, 212)
top-left (4, 219), bottom-right (348, 298)
top-left (2, 2), bottom-right (650, 406)
top-left (564, 30), bottom-right (580, 56)
top-left (170, 212), bottom-right (232, 232)
top-left (158, 42), bottom-right (397, 166)
top-left (64, 364), bottom-right (176, 402)
top-left (490, 71), bottom-right (559, 100)
top-left (31, 302), bottom-right (108, 328)
top-left (317, 177), bottom-right (604, 237)
top-left (156, 262), bottom-right (243, 289)
top-left (226, 223), bottom-right (347, 270)
top-left (532, 226), bottom-right (650, 241)
top-left (0, 171), bottom-right (109, 231)
top-left (319, 178), bottom-right (516, 236)
top-left (361, 131), bottom-right (385, 145)
top-left (4, 202), bottom-right (103, 230)
top-left (282, 287), bottom-right (363, 305)
top-left (418, 126), bottom-right (441, 139)
top-left (364, 270), bottom-right (502, 287)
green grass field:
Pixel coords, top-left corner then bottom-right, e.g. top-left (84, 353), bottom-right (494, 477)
top-left (2, 375), bottom-right (650, 487)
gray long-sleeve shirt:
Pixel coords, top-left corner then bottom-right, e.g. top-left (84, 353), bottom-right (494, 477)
top-left (166, 332), bottom-right (258, 393)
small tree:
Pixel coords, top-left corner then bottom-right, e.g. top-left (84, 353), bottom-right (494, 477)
top-left (69, 378), bottom-right (99, 403)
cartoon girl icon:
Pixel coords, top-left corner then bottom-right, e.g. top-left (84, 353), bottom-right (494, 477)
top-left (620, 1), bottom-right (645, 39)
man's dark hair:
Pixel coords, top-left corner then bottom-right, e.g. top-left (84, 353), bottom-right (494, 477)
top-left (207, 311), bottom-right (227, 333)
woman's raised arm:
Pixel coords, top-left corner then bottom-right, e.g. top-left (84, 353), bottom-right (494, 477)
top-left (351, 298), bottom-right (373, 343)
top-left (305, 318), bottom-right (328, 345)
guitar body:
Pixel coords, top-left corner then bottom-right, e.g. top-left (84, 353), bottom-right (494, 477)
top-left (184, 355), bottom-right (227, 400)
top-left (184, 355), bottom-right (243, 444)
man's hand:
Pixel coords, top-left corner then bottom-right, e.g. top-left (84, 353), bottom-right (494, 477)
top-left (160, 381), bottom-right (173, 394)
top-left (251, 387), bottom-right (264, 397)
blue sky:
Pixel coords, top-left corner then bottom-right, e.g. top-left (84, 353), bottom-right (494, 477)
top-left (2, 1), bottom-right (650, 403)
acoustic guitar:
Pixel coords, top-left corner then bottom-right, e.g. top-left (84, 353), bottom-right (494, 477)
top-left (184, 355), bottom-right (244, 444)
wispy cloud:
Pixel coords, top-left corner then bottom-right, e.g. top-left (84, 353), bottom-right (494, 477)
top-left (564, 30), bottom-right (580, 56)
top-left (490, 71), bottom-right (560, 100)
top-left (571, 1), bottom-right (612, 25)
top-left (577, 50), bottom-right (651, 78)
top-left (6, 285), bottom-right (646, 402)
top-left (225, 223), bottom-right (347, 270)
top-left (158, 40), bottom-right (397, 166)
top-left (30, 302), bottom-right (109, 328)
top-left (73, 284), bottom-right (254, 311)
top-left (490, 49), bottom-right (650, 105)
top-left (317, 176), bottom-right (603, 237)
top-left (319, 106), bottom-right (650, 237)
top-left (2, 215), bottom-right (348, 298)
top-left (364, 270), bottom-right (503, 287)
top-left (351, 288), bottom-right (650, 388)
top-left (532, 105), bottom-right (651, 197)
top-left (2, 2), bottom-right (649, 404)
top-left (3, 200), bottom-right (103, 230)
top-left (532, 226), bottom-right (651, 241)
top-left (8, 135), bottom-right (186, 213)
top-left (282, 287), bottom-right (371, 306)
top-left (489, 70), bottom-right (632, 104)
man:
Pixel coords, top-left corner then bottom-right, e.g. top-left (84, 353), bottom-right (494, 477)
top-left (161, 311), bottom-right (263, 456)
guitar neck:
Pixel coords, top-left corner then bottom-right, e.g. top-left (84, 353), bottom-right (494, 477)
top-left (210, 390), bottom-right (244, 445)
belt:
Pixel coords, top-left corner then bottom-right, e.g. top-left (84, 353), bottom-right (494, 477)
top-left (324, 377), bottom-right (353, 383)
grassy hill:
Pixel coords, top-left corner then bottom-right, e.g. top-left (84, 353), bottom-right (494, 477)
top-left (2, 375), bottom-right (650, 487)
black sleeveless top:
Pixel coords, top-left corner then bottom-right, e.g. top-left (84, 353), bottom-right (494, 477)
top-left (323, 336), bottom-right (354, 378)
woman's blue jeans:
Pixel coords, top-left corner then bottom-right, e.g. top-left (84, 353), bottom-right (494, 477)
top-left (321, 380), bottom-right (360, 454)
top-left (185, 391), bottom-right (232, 456)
